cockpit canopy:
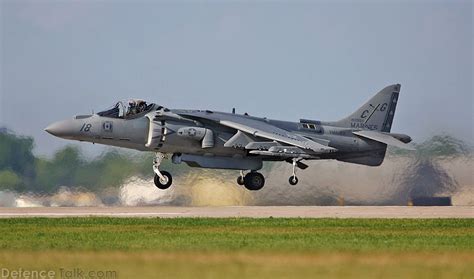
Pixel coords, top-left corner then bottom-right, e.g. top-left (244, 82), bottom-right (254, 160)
top-left (97, 99), bottom-right (156, 119)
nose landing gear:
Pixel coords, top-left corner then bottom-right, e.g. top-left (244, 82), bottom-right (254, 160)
top-left (153, 152), bottom-right (173, 189)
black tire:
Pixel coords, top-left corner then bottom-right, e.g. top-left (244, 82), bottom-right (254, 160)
top-left (237, 176), bottom-right (245, 186)
top-left (243, 172), bottom-right (265, 191)
top-left (154, 171), bottom-right (173, 190)
top-left (289, 176), bottom-right (298, 185)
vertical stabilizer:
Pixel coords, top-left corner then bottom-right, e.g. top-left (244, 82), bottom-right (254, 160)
top-left (333, 84), bottom-right (401, 132)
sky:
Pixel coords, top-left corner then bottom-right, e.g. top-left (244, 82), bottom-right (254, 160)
top-left (1, 0), bottom-right (473, 157)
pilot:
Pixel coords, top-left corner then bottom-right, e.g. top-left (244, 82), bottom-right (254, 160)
top-left (128, 100), bottom-right (138, 116)
top-left (137, 100), bottom-right (147, 113)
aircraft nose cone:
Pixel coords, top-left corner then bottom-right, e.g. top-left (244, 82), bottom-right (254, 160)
top-left (44, 120), bottom-right (73, 138)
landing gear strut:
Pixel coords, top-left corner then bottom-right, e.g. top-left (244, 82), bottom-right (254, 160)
top-left (289, 158), bottom-right (299, 186)
top-left (153, 152), bottom-right (172, 189)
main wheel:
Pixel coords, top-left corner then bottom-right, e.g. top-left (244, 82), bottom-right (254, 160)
top-left (237, 176), bottom-right (245, 185)
top-left (289, 175), bottom-right (298, 185)
top-left (154, 171), bottom-right (173, 190)
top-left (243, 172), bottom-right (265, 191)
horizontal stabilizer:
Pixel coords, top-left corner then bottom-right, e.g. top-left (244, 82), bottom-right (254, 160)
top-left (353, 130), bottom-right (415, 150)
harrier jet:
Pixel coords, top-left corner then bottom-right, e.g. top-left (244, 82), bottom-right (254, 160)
top-left (45, 84), bottom-right (413, 191)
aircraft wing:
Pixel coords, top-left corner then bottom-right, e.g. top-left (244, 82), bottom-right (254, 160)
top-left (353, 130), bottom-right (415, 150)
top-left (219, 120), bottom-right (336, 153)
top-left (151, 109), bottom-right (198, 124)
top-left (175, 111), bottom-right (336, 154)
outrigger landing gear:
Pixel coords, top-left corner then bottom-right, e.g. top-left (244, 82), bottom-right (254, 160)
top-left (289, 158), bottom-right (299, 186)
top-left (153, 152), bottom-right (172, 189)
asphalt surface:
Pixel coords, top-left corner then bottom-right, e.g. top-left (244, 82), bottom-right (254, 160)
top-left (0, 206), bottom-right (472, 218)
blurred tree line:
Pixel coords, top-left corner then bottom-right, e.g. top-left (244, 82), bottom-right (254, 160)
top-left (0, 131), bottom-right (186, 193)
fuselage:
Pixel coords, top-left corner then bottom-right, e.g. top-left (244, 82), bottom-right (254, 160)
top-left (45, 108), bottom-right (386, 164)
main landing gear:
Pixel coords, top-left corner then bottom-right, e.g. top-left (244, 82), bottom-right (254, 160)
top-left (237, 171), bottom-right (245, 186)
top-left (237, 158), bottom-right (304, 191)
top-left (153, 152), bottom-right (173, 189)
top-left (237, 171), bottom-right (265, 191)
top-left (153, 152), bottom-right (301, 191)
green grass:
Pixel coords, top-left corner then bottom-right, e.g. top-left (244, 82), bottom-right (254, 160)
top-left (0, 218), bottom-right (472, 251)
top-left (0, 218), bottom-right (473, 278)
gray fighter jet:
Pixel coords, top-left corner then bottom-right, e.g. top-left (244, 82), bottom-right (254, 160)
top-left (45, 84), bottom-right (413, 191)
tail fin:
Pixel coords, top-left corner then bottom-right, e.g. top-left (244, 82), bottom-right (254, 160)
top-left (333, 84), bottom-right (401, 132)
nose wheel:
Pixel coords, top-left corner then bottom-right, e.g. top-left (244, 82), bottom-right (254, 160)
top-left (153, 152), bottom-right (173, 190)
top-left (154, 171), bottom-right (173, 189)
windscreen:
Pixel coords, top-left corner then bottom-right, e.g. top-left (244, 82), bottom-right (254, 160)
top-left (97, 102), bottom-right (125, 118)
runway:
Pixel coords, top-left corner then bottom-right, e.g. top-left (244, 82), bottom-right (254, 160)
top-left (0, 206), bottom-right (472, 218)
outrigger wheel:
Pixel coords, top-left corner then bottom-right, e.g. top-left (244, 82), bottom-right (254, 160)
top-left (288, 158), bottom-right (299, 185)
top-left (289, 175), bottom-right (298, 185)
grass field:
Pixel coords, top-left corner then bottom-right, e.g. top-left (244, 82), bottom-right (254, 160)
top-left (0, 218), bottom-right (472, 278)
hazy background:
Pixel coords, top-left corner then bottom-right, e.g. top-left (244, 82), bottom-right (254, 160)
top-left (1, 0), bottom-right (473, 157)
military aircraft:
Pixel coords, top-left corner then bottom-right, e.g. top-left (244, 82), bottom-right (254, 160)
top-left (45, 84), bottom-right (413, 191)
